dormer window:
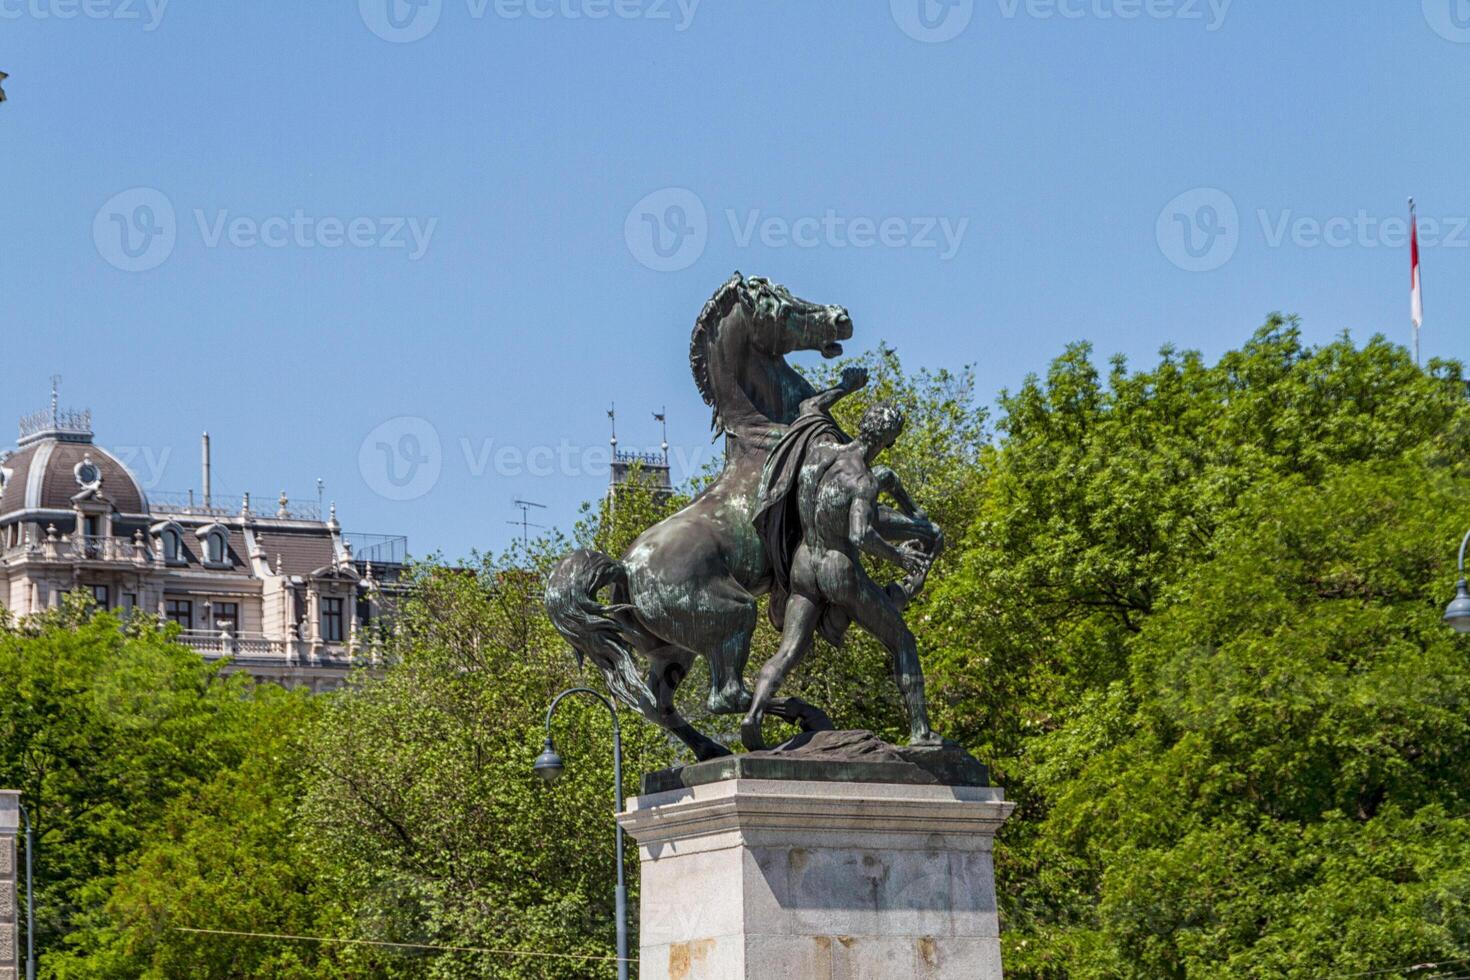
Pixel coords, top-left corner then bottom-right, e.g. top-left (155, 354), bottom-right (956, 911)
top-left (151, 521), bottom-right (187, 565)
top-left (195, 523), bottom-right (230, 568)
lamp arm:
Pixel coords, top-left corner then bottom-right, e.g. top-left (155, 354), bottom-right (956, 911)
top-left (544, 686), bottom-right (621, 741)
top-left (1459, 528), bottom-right (1470, 577)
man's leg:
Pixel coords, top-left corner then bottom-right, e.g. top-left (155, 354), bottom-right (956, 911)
top-left (844, 576), bottom-right (939, 745)
top-left (741, 594), bottom-right (821, 751)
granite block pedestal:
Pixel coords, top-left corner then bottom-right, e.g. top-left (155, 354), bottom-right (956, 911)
top-left (617, 734), bottom-right (1013, 979)
top-left (0, 791), bottom-right (19, 980)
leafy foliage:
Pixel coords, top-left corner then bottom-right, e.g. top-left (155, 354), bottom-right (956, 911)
top-left (6, 321), bottom-right (1470, 978)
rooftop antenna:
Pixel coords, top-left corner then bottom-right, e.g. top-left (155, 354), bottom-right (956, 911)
top-left (653, 407), bottom-right (669, 464)
top-left (608, 403), bottom-right (618, 453)
top-left (316, 478), bottom-right (324, 517)
top-left (508, 498), bottom-right (547, 548)
top-left (49, 374), bottom-right (61, 428)
top-left (201, 432), bottom-right (212, 509)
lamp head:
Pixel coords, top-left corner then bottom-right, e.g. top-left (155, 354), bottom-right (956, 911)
top-left (1445, 579), bottom-right (1470, 634)
top-left (533, 737), bottom-right (565, 785)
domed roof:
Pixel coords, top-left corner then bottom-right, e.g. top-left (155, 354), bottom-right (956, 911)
top-left (0, 429), bottom-right (148, 518)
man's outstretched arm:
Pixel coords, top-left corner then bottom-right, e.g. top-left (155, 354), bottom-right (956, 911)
top-left (797, 366), bottom-right (869, 417)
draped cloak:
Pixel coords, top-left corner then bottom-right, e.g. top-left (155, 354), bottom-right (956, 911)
top-left (751, 407), bottom-right (853, 647)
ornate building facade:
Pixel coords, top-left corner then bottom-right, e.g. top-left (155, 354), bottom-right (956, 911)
top-left (0, 394), bottom-right (405, 689)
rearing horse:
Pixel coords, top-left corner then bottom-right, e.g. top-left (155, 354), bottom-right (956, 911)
top-left (545, 273), bottom-right (852, 760)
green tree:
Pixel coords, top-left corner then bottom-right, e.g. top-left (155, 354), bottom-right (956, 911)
top-left (913, 320), bottom-right (1470, 976)
top-left (303, 480), bottom-right (686, 979)
top-left (0, 605), bottom-right (351, 978)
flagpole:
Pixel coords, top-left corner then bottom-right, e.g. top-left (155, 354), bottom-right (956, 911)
top-left (1409, 197), bottom-right (1421, 367)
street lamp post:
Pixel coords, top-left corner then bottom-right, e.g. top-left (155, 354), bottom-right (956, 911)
top-left (1445, 529), bottom-right (1470, 633)
top-left (533, 688), bottom-right (629, 980)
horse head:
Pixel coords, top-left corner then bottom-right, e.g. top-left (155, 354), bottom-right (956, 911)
top-left (691, 272), bottom-right (853, 440)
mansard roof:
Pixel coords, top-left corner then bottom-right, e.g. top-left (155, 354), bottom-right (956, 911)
top-left (0, 438), bottom-right (148, 518)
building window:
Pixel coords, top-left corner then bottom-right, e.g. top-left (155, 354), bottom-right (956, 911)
top-left (90, 585), bottom-right (109, 609)
top-left (165, 599), bottom-right (192, 629)
top-left (321, 597), bottom-right (345, 643)
top-left (206, 533), bottom-right (225, 565)
top-left (121, 593), bottom-right (137, 612)
top-left (162, 530), bottom-right (181, 563)
top-left (214, 602), bottom-right (238, 631)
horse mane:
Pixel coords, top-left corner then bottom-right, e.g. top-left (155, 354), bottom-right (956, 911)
top-left (690, 271), bottom-right (751, 435)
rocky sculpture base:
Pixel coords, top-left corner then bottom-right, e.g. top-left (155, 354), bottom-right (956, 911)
top-left (618, 732), bottom-right (1013, 979)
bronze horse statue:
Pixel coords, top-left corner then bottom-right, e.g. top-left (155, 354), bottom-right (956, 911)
top-left (545, 273), bottom-right (852, 760)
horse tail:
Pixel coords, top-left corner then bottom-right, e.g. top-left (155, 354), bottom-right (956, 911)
top-left (544, 549), bottom-right (659, 712)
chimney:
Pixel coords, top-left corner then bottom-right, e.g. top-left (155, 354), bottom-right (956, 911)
top-left (202, 432), bottom-right (212, 508)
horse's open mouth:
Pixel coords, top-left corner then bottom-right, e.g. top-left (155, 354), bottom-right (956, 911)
top-left (821, 342), bottom-right (844, 359)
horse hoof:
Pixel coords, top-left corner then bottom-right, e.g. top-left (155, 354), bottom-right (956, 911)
top-left (694, 741), bottom-right (733, 761)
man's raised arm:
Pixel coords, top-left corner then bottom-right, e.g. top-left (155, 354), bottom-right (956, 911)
top-left (797, 366), bottom-right (869, 417)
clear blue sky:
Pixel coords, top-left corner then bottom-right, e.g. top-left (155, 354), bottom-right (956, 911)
top-left (3, 3), bottom-right (1466, 558)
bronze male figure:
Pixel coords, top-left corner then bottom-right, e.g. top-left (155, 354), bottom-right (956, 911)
top-left (742, 371), bottom-right (944, 750)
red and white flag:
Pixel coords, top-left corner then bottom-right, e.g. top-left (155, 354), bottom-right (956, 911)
top-left (1411, 199), bottom-right (1423, 330)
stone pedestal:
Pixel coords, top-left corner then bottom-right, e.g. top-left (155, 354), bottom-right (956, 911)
top-left (618, 775), bottom-right (1013, 979)
top-left (0, 792), bottom-right (20, 980)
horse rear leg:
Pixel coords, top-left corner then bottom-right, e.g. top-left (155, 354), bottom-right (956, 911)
top-left (645, 648), bottom-right (731, 761)
top-left (703, 610), bottom-right (757, 716)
